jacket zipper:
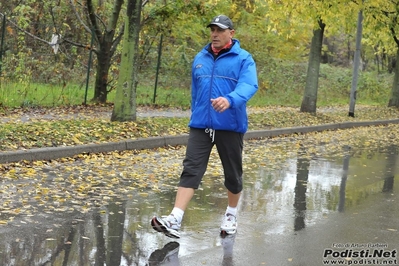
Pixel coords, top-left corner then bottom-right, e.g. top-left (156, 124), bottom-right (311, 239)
top-left (207, 50), bottom-right (230, 129)
top-left (207, 54), bottom-right (215, 129)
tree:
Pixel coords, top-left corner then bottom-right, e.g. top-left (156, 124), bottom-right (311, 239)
top-left (300, 19), bottom-right (325, 113)
top-left (384, 5), bottom-right (399, 107)
top-left (111, 0), bottom-right (143, 122)
top-left (348, 7), bottom-right (364, 117)
top-left (69, 0), bottom-right (125, 103)
top-left (265, 0), bottom-right (360, 113)
top-left (363, 0), bottom-right (399, 107)
top-left (389, 47), bottom-right (399, 107)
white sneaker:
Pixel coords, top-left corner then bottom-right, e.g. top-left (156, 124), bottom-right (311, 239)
top-left (220, 214), bottom-right (237, 235)
top-left (151, 215), bottom-right (181, 239)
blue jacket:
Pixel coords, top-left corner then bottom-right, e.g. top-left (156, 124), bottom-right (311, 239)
top-left (189, 39), bottom-right (258, 133)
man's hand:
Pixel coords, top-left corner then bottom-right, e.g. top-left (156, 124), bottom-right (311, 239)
top-left (211, 97), bottom-right (230, 113)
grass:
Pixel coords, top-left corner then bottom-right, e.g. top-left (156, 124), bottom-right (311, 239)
top-left (0, 63), bottom-right (395, 109)
top-left (0, 81), bottom-right (193, 109)
top-left (0, 81), bottom-right (89, 107)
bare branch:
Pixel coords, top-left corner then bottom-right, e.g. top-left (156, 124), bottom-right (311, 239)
top-left (49, 5), bottom-right (60, 35)
top-left (111, 24), bottom-right (125, 55)
top-left (87, 0), bottom-right (102, 42)
top-left (2, 13), bottom-right (50, 45)
top-left (61, 38), bottom-right (98, 54)
top-left (69, 0), bottom-right (92, 34)
top-left (78, 0), bottom-right (108, 30)
top-left (0, 12), bottom-right (98, 54)
top-left (390, 27), bottom-right (399, 46)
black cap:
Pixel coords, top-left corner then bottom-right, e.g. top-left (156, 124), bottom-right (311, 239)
top-left (207, 15), bottom-right (234, 30)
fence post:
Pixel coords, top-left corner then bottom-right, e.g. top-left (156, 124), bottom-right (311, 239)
top-left (0, 14), bottom-right (6, 77)
top-left (153, 34), bottom-right (163, 104)
top-left (84, 29), bottom-right (95, 105)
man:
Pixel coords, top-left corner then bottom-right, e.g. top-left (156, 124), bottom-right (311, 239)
top-left (151, 14), bottom-right (258, 238)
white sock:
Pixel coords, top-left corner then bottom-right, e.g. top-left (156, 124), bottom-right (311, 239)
top-left (225, 206), bottom-right (237, 217)
top-left (171, 207), bottom-right (184, 224)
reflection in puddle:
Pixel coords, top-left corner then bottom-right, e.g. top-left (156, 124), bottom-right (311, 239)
top-left (147, 241), bottom-right (180, 266)
top-left (0, 142), bottom-right (398, 265)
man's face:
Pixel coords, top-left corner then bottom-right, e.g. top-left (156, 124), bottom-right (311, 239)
top-left (209, 26), bottom-right (235, 49)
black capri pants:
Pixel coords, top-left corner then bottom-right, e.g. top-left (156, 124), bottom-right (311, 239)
top-left (179, 128), bottom-right (244, 194)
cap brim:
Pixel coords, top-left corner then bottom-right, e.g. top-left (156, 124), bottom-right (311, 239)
top-left (207, 23), bottom-right (229, 29)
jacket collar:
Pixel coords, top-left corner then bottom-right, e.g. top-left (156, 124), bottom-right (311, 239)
top-left (205, 38), bottom-right (240, 56)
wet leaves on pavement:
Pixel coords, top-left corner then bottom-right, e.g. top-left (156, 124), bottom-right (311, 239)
top-left (1, 105), bottom-right (399, 225)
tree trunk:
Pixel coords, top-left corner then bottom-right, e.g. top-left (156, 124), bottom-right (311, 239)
top-left (111, 0), bottom-right (142, 121)
top-left (93, 47), bottom-right (112, 103)
top-left (300, 19), bottom-right (325, 113)
top-left (348, 8), bottom-right (363, 117)
top-left (388, 47), bottom-right (399, 107)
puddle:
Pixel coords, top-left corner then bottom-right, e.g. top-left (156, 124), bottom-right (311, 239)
top-left (0, 141), bottom-right (398, 265)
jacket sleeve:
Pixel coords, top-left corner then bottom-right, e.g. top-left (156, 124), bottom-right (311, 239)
top-left (226, 54), bottom-right (258, 109)
top-left (191, 60), bottom-right (198, 113)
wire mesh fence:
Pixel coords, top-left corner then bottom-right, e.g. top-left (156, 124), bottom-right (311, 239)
top-left (0, 14), bottom-right (194, 108)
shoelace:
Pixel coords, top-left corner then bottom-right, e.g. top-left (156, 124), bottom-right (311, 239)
top-left (224, 214), bottom-right (236, 222)
top-left (164, 215), bottom-right (179, 227)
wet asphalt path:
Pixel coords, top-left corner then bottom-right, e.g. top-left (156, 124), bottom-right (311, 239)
top-left (1, 108), bottom-right (399, 266)
top-left (0, 140), bottom-right (398, 266)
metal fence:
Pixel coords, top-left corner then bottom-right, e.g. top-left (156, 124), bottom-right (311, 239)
top-left (0, 14), bottom-right (194, 107)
